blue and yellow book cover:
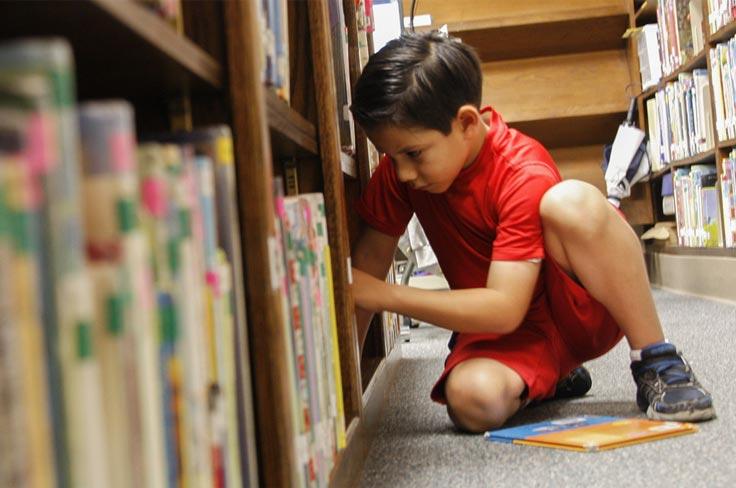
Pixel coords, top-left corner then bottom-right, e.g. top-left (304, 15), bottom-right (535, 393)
top-left (485, 416), bottom-right (698, 452)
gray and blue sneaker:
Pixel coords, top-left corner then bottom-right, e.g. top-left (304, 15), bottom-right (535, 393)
top-left (630, 342), bottom-right (715, 422)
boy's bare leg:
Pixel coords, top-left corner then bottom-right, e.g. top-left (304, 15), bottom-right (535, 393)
top-left (539, 180), bottom-right (664, 349)
top-left (444, 358), bottom-right (526, 433)
top-left (539, 180), bottom-right (715, 422)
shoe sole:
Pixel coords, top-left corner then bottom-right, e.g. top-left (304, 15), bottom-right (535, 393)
top-left (646, 405), bottom-right (717, 422)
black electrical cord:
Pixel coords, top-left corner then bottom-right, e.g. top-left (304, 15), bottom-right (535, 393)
top-left (409, 0), bottom-right (418, 32)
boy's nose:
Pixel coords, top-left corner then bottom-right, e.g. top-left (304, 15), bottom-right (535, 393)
top-left (396, 164), bottom-right (417, 184)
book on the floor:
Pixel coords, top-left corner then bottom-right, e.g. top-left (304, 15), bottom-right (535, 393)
top-left (485, 416), bottom-right (698, 452)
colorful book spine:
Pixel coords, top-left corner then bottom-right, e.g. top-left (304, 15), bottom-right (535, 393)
top-left (79, 101), bottom-right (168, 488)
top-left (0, 90), bottom-right (58, 488)
top-left (0, 38), bottom-right (110, 488)
top-left (139, 145), bottom-right (184, 488)
top-left (301, 193), bottom-right (345, 452)
top-left (272, 179), bottom-right (309, 488)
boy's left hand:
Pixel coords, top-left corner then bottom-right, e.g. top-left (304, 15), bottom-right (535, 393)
top-left (351, 267), bottom-right (389, 313)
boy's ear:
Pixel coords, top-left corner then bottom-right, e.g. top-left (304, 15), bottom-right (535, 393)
top-left (456, 105), bottom-right (481, 135)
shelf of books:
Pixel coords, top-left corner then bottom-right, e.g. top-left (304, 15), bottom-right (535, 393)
top-left (630, 0), bottom-right (736, 250)
top-left (1, 0), bottom-right (397, 487)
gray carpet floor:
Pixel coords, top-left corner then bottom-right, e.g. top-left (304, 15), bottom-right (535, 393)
top-left (359, 288), bottom-right (736, 487)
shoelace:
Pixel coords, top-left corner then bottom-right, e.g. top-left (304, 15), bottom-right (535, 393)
top-left (645, 356), bottom-right (692, 385)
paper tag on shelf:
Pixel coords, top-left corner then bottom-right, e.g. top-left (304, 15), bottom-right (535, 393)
top-left (622, 27), bottom-right (642, 39)
top-left (267, 236), bottom-right (280, 291)
top-left (347, 257), bottom-right (353, 284)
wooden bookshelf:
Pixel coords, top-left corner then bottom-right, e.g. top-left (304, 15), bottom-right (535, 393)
top-left (1, 0), bottom-right (399, 486)
top-left (628, 0), bottom-right (736, 250)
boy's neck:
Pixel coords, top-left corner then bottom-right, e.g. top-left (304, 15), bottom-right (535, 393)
top-left (463, 119), bottom-right (490, 169)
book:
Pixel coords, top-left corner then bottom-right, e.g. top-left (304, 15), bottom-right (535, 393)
top-left (485, 416), bottom-right (698, 452)
top-left (79, 100), bottom-right (167, 488)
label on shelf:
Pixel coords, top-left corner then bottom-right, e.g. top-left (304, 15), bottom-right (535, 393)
top-left (267, 235), bottom-right (280, 291)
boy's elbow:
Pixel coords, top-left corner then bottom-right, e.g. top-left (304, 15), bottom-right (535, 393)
top-left (497, 305), bottom-right (526, 335)
top-left (498, 316), bottom-right (523, 335)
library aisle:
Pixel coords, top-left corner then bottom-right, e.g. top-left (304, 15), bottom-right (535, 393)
top-left (360, 289), bottom-right (736, 487)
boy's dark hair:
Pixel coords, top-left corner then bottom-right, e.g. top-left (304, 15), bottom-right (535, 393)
top-left (350, 31), bottom-right (482, 135)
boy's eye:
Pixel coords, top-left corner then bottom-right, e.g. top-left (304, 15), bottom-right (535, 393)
top-left (406, 150), bottom-right (422, 159)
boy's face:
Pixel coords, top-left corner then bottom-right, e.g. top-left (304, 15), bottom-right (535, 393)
top-left (367, 114), bottom-right (481, 194)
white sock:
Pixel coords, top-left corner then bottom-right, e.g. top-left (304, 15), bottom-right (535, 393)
top-left (629, 339), bottom-right (670, 362)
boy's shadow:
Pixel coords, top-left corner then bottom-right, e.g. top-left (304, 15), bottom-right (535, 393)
top-left (442, 399), bottom-right (642, 435)
top-left (502, 399), bottom-right (641, 428)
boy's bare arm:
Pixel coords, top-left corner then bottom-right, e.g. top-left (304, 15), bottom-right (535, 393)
top-left (351, 226), bottom-right (401, 347)
top-left (352, 259), bottom-right (540, 334)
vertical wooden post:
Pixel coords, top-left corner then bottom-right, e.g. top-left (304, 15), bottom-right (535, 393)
top-left (223, 1), bottom-right (296, 486)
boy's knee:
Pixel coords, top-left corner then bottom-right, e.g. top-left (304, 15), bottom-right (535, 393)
top-left (444, 361), bottom-right (521, 433)
top-left (540, 181), bottom-right (608, 237)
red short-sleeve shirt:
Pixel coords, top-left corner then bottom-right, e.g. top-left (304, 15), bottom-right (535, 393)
top-left (356, 107), bottom-right (561, 292)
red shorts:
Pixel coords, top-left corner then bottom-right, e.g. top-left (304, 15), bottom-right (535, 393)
top-left (430, 256), bottom-right (624, 404)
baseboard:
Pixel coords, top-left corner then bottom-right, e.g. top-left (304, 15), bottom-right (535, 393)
top-left (329, 343), bottom-right (402, 487)
top-left (645, 250), bottom-right (736, 303)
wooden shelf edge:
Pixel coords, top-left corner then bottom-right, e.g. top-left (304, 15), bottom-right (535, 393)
top-left (634, 0), bottom-right (657, 26)
top-left (329, 344), bottom-right (402, 488)
top-left (647, 245), bottom-right (736, 257)
top-left (452, 10), bottom-right (627, 62)
top-left (93, 0), bottom-right (222, 88)
top-left (637, 49), bottom-right (708, 100)
top-left (666, 149), bottom-right (717, 169)
top-left (507, 111), bottom-right (626, 148)
top-left (708, 18), bottom-right (736, 45)
top-left (648, 166), bottom-right (671, 180)
top-left (265, 89), bottom-right (319, 156)
top-left (646, 150), bottom-right (717, 175)
top-left (718, 137), bottom-right (736, 150)
top-left (439, 6), bottom-right (626, 33)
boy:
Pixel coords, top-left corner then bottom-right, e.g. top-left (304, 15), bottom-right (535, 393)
top-left (349, 32), bottom-right (715, 433)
